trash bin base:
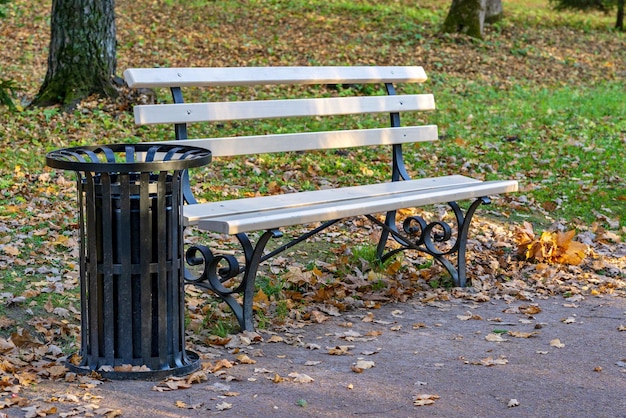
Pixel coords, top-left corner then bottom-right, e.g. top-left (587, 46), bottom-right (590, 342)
top-left (66, 350), bottom-right (200, 381)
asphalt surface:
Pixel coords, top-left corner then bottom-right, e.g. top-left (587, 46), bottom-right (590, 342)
top-left (8, 294), bottom-right (626, 418)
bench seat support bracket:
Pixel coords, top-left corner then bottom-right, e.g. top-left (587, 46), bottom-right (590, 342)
top-left (369, 196), bottom-right (491, 287)
top-left (184, 229), bottom-right (282, 331)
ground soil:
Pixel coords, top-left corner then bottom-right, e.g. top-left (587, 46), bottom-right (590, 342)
top-left (7, 294), bottom-right (625, 418)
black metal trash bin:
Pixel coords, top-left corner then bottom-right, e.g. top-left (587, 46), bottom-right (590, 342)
top-left (46, 144), bottom-right (211, 380)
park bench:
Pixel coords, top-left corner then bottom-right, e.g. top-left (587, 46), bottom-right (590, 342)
top-left (123, 66), bottom-right (518, 332)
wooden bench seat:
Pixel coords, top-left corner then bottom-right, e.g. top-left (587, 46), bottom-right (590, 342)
top-left (123, 65), bottom-right (518, 331)
top-left (184, 175), bottom-right (516, 234)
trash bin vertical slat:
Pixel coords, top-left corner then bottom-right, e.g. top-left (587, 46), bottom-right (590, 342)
top-left (118, 173), bottom-right (133, 363)
top-left (171, 173), bottom-right (184, 368)
top-left (101, 173), bottom-right (116, 365)
top-left (139, 171), bottom-right (153, 368)
top-left (157, 171), bottom-right (169, 369)
top-left (85, 172), bottom-right (100, 366)
top-left (77, 175), bottom-right (89, 368)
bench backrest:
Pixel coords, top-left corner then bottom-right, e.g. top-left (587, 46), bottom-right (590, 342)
top-left (123, 66), bottom-right (438, 157)
top-left (123, 66), bottom-right (438, 203)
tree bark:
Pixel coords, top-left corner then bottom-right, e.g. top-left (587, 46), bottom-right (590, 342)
top-left (485, 0), bottom-right (503, 24)
top-left (32, 0), bottom-right (117, 107)
top-left (441, 0), bottom-right (487, 39)
top-left (616, 0), bottom-right (624, 30)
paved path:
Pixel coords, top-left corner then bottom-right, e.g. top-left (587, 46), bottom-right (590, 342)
top-left (10, 294), bottom-right (626, 417)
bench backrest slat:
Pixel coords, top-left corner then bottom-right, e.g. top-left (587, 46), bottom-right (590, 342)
top-left (134, 94), bottom-right (435, 125)
top-left (123, 66), bottom-right (427, 88)
top-left (161, 125), bottom-right (438, 157)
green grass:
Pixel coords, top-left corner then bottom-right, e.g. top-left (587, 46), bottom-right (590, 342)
top-left (418, 79), bottom-right (625, 226)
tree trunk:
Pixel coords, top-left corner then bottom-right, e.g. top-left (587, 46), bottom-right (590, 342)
top-left (485, 0), bottom-right (503, 24)
top-left (617, 0), bottom-right (624, 30)
top-left (441, 0), bottom-right (487, 39)
top-left (32, 0), bottom-right (117, 108)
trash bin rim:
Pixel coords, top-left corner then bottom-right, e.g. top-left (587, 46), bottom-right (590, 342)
top-left (46, 143), bottom-right (211, 173)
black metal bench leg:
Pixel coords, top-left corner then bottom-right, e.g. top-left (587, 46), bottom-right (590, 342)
top-left (236, 230), bottom-right (282, 331)
top-left (448, 197), bottom-right (490, 287)
top-left (184, 229), bottom-right (281, 332)
top-left (371, 196), bottom-right (491, 287)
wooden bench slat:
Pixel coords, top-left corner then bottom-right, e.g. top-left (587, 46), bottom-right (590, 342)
top-left (134, 94), bottom-right (435, 125)
top-left (185, 175), bottom-right (480, 225)
top-left (193, 179), bottom-right (518, 234)
top-left (156, 125), bottom-right (438, 157)
top-left (123, 66), bottom-right (428, 88)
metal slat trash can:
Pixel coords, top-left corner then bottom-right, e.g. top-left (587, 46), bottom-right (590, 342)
top-left (46, 144), bottom-right (211, 380)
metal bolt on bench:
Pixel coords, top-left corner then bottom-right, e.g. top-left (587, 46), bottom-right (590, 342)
top-left (46, 144), bottom-right (211, 380)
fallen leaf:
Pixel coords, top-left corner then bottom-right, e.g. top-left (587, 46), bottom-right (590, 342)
top-left (519, 304), bottom-right (542, 315)
top-left (186, 371), bottom-right (208, 384)
top-left (508, 331), bottom-right (538, 338)
top-left (457, 311), bottom-right (483, 321)
top-left (288, 372), bottom-right (314, 383)
top-left (362, 312), bottom-right (375, 322)
top-left (327, 345), bottom-right (352, 355)
top-left (516, 225), bottom-right (587, 265)
top-left (235, 354), bottom-right (256, 364)
top-left (212, 359), bottom-right (234, 373)
top-left (352, 360), bottom-right (375, 373)
top-left (485, 333), bottom-right (507, 342)
top-left (310, 310), bottom-right (329, 323)
top-left (414, 393), bottom-right (439, 406)
top-left (481, 356), bottom-right (509, 366)
top-left (11, 329), bottom-right (44, 349)
top-left (550, 338), bottom-right (565, 348)
top-left (0, 338), bottom-right (16, 354)
top-left (215, 402), bottom-right (232, 411)
top-left (2, 246), bottom-right (20, 256)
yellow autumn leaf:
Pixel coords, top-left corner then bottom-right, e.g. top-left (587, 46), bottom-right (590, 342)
top-left (212, 358), bottom-right (234, 373)
top-left (50, 234), bottom-right (70, 247)
top-left (516, 224), bottom-right (587, 265)
top-left (253, 288), bottom-right (269, 307)
top-left (236, 354), bottom-right (256, 364)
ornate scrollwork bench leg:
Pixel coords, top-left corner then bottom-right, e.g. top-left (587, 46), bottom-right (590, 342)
top-left (368, 197), bottom-right (491, 287)
top-left (184, 229), bottom-right (282, 331)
